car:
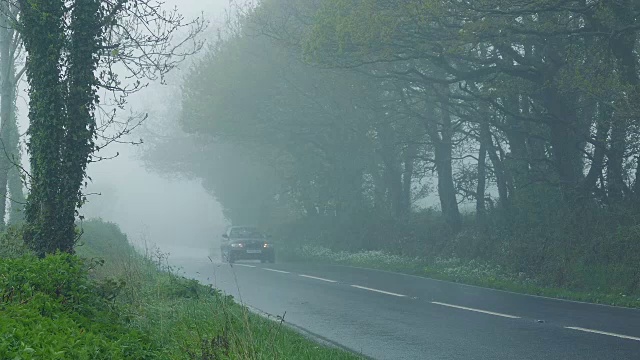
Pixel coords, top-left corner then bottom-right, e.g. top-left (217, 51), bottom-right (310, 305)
top-left (220, 226), bottom-right (275, 264)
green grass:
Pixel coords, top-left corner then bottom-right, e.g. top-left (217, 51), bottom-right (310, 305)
top-left (0, 254), bottom-right (159, 359)
top-left (280, 245), bottom-right (640, 309)
top-left (0, 220), bottom-right (362, 360)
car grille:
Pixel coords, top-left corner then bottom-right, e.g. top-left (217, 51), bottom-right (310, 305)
top-left (242, 240), bottom-right (263, 249)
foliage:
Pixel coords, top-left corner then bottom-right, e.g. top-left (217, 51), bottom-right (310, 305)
top-left (0, 224), bottom-right (30, 258)
top-left (145, 1), bottom-right (640, 303)
top-left (0, 254), bottom-right (159, 359)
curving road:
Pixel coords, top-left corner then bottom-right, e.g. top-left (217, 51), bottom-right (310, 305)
top-left (163, 246), bottom-right (640, 360)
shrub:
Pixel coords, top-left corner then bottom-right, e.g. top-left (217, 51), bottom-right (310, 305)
top-left (0, 224), bottom-right (31, 258)
top-left (0, 254), bottom-right (159, 359)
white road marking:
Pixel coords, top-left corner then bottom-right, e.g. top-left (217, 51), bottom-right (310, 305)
top-left (263, 268), bottom-right (290, 274)
top-left (431, 301), bottom-right (520, 319)
top-left (232, 264), bottom-right (256, 268)
top-left (565, 327), bottom-right (640, 342)
top-left (299, 274), bottom-right (337, 283)
top-left (350, 285), bottom-right (407, 297)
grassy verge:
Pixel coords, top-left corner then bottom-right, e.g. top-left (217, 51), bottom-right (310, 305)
top-left (0, 220), bottom-right (362, 359)
top-left (280, 245), bottom-right (640, 309)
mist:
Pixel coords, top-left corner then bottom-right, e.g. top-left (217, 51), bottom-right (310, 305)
top-left (13, 0), bottom-right (232, 249)
top-left (4, 1), bottom-right (640, 359)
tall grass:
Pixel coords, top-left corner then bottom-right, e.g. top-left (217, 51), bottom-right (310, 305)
top-left (76, 219), bottom-right (361, 360)
top-left (0, 220), bottom-right (360, 359)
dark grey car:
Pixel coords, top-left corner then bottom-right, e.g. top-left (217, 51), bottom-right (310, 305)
top-left (220, 226), bottom-right (275, 263)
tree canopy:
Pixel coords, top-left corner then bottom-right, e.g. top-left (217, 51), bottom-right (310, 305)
top-left (149, 0), bottom-right (640, 289)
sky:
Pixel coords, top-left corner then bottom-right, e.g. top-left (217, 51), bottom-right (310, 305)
top-left (17, 0), bottom-right (232, 248)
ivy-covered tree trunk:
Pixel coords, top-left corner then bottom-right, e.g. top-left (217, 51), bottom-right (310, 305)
top-left (19, 0), bottom-right (67, 255)
top-left (61, 0), bottom-right (101, 243)
top-left (19, 0), bottom-right (101, 256)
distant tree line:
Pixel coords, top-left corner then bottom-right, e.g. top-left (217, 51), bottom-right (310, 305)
top-left (149, 1), bottom-right (640, 291)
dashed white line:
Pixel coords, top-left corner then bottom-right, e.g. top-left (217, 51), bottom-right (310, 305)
top-left (299, 274), bottom-right (337, 283)
top-left (263, 268), bottom-right (290, 274)
top-left (565, 327), bottom-right (640, 342)
top-left (350, 285), bottom-right (407, 297)
top-left (232, 264), bottom-right (256, 268)
top-left (431, 301), bottom-right (520, 319)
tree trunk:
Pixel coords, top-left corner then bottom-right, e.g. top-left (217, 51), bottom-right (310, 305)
top-left (480, 112), bottom-right (510, 210)
top-left (7, 157), bottom-right (25, 224)
top-left (503, 94), bottom-right (529, 189)
top-left (400, 141), bottom-right (416, 215)
top-left (426, 92), bottom-right (461, 230)
top-left (581, 104), bottom-right (610, 196)
top-left (434, 138), bottom-right (461, 229)
top-left (476, 136), bottom-right (487, 222)
top-left (609, 3), bottom-right (638, 201)
top-left (377, 120), bottom-right (404, 216)
top-left (371, 165), bottom-right (387, 211)
top-left (0, 3), bottom-right (15, 230)
top-left (607, 118), bottom-right (626, 202)
top-left (544, 86), bottom-right (583, 192)
top-left (383, 159), bottom-right (404, 216)
top-left (20, 0), bottom-right (70, 256)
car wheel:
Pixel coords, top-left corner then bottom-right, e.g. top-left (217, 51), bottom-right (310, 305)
top-left (227, 252), bottom-right (235, 264)
top-left (260, 258), bottom-right (267, 263)
top-left (268, 255), bottom-right (275, 264)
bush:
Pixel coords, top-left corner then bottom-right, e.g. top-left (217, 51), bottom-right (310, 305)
top-left (0, 224), bottom-right (31, 258)
top-left (76, 219), bottom-right (138, 260)
top-left (275, 208), bottom-right (455, 258)
top-left (0, 254), bottom-right (159, 359)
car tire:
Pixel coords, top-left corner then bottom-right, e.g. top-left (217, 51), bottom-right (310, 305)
top-left (225, 251), bottom-right (235, 264)
top-left (268, 254), bottom-right (275, 264)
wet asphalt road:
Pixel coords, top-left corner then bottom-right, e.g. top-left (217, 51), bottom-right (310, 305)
top-left (163, 246), bottom-right (640, 360)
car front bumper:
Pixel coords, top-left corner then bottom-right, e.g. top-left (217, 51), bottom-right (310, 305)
top-left (229, 248), bottom-right (274, 260)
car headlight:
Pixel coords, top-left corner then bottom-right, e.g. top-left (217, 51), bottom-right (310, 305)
top-left (263, 243), bottom-right (271, 248)
top-left (231, 243), bottom-right (244, 248)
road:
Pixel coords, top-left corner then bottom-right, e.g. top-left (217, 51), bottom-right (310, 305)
top-left (163, 246), bottom-right (640, 360)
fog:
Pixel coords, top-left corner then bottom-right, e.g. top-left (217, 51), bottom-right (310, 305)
top-left (16, 0), bottom-right (232, 249)
top-left (6, 2), bottom-right (640, 359)
top-left (84, 0), bottom-right (232, 249)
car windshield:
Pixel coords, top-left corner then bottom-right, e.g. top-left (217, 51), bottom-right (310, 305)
top-left (230, 227), bottom-right (263, 238)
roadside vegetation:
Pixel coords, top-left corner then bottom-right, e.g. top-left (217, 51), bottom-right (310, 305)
top-left (273, 206), bottom-right (640, 308)
top-left (281, 243), bottom-right (640, 309)
top-left (0, 219), bottom-right (362, 359)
